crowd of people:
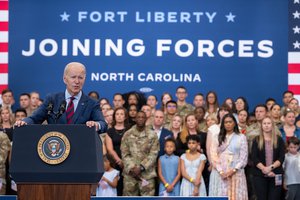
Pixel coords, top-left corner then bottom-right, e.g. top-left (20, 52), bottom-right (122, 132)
top-left (1, 86), bottom-right (300, 200)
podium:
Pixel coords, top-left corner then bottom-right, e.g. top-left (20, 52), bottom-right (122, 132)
top-left (10, 125), bottom-right (104, 200)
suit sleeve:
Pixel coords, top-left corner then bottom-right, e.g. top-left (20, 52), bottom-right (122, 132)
top-left (91, 101), bottom-right (107, 133)
top-left (23, 94), bottom-right (52, 124)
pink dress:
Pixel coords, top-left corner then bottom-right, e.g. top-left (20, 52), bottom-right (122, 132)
top-left (209, 133), bottom-right (248, 200)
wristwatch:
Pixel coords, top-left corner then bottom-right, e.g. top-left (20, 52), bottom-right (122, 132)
top-left (140, 164), bottom-right (145, 172)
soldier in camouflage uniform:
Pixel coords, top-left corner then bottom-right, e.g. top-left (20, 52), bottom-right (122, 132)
top-left (0, 131), bottom-right (11, 195)
top-left (163, 100), bottom-right (178, 129)
top-left (121, 111), bottom-right (159, 196)
top-left (175, 86), bottom-right (194, 118)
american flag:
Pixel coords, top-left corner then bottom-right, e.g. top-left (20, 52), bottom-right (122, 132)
top-left (0, 0), bottom-right (8, 93)
top-left (289, 0), bottom-right (300, 101)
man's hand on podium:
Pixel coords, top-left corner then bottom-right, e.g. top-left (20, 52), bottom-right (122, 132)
top-left (14, 120), bottom-right (27, 127)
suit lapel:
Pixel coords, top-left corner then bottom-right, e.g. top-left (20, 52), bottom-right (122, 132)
top-left (72, 94), bottom-right (88, 124)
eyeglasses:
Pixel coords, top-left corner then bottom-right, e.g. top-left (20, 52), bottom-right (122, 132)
top-left (167, 105), bottom-right (177, 108)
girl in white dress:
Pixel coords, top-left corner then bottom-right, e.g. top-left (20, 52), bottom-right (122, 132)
top-left (180, 135), bottom-right (207, 196)
top-left (96, 154), bottom-right (120, 196)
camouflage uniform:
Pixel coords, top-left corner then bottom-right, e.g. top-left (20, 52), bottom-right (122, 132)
top-left (177, 103), bottom-right (194, 118)
top-left (198, 121), bottom-right (207, 132)
top-left (121, 125), bottom-right (159, 196)
top-left (163, 114), bottom-right (173, 130)
top-left (0, 131), bottom-right (11, 195)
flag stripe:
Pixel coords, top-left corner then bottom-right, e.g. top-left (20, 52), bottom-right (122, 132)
top-left (0, 64), bottom-right (8, 73)
top-left (288, 74), bottom-right (300, 85)
top-left (0, 22), bottom-right (8, 31)
top-left (0, 85), bottom-right (7, 92)
top-left (288, 85), bottom-right (300, 94)
top-left (0, 0), bottom-right (8, 94)
top-left (288, 52), bottom-right (300, 63)
top-left (0, 1), bottom-right (8, 10)
top-left (0, 11), bottom-right (8, 22)
top-left (0, 43), bottom-right (8, 52)
top-left (0, 73), bottom-right (8, 84)
top-left (288, 64), bottom-right (300, 73)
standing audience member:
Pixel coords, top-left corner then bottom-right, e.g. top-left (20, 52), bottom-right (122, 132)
top-left (99, 98), bottom-right (110, 109)
top-left (238, 109), bottom-right (249, 134)
top-left (0, 89), bottom-right (15, 111)
top-left (19, 93), bottom-right (32, 116)
top-left (209, 113), bottom-right (248, 199)
top-left (158, 138), bottom-right (181, 196)
top-left (223, 98), bottom-right (237, 114)
top-left (279, 109), bottom-right (300, 143)
top-left (101, 103), bottom-right (112, 117)
top-left (193, 93), bottom-right (205, 108)
top-left (30, 91), bottom-right (40, 112)
top-left (164, 100), bottom-right (178, 129)
top-left (265, 98), bottom-right (276, 111)
top-left (127, 104), bottom-right (138, 128)
top-left (175, 86), bottom-right (193, 118)
top-left (105, 107), bottom-right (129, 196)
top-left (217, 104), bottom-right (231, 126)
top-left (121, 111), bottom-right (159, 196)
top-left (104, 109), bottom-right (114, 129)
top-left (0, 107), bottom-right (14, 142)
top-left (281, 91), bottom-right (294, 115)
top-left (147, 95), bottom-right (158, 115)
top-left (180, 135), bottom-right (207, 196)
top-left (0, 129), bottom-right (11, 195)
top-left (88, 91), bottom-right (100, 101)
top-left (176, 114), bottom-right (206, 156)
top-left (96, 154), bottom-right (119, 197)
top-left (251, 116), bottom-right (285, 200)
top-left (14, 108), bottom-right (27, 122)
top-left (235, 97), bottom-right (249, 113)
top-left (270, 104), bottom-right (282, 128)
top-left (194, 106), bottom-right (207, 132)
top-left (247, 113), bottom-right (257, 126)
top-left (141, 104), bottom-right (153, 127)
top-left (205, 114), bottom-right (220, 164)
top-left (113, 93), bottom-right (125, 109)
top-left (160, 92), bottom-right (172, 114)
top-left (169, 114), bottom-right (183, 140)
top-left (1, 107), bottom-right (17, 195)
top-left (152, 110), bottom-right (173, 158)
top-left (283, 137), bottom-right (300, 200)
top-left (205, 91), bottom-right (219, 118)
top-left (288, 98), bottom-right (300, 127)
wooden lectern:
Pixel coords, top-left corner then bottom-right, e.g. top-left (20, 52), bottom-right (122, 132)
top-left (10, 125), bottom-right (104, 200)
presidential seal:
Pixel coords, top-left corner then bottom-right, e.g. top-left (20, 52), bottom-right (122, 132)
top-left (37, 131), bottom-right (70, 165)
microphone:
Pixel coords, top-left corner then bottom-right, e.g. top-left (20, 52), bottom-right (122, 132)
top-left (54, 100), bottom-right (67, 123)
top-left (58, 100), bottom-right (67, 115)
top-left (47, 101), bottom-right (54, 115)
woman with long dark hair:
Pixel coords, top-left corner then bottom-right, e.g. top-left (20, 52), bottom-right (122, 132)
top-left (209, 113), bottom-right (248, 199)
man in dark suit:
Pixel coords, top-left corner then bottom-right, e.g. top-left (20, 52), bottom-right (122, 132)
top-left (152, 110), bottom-right (173, 158)
top-left (15, 62), bottom-right (107, 133)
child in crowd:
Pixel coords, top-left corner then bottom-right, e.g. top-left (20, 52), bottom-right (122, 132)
top-left (158, 138), bottom-right (181, 196)
top-left (180, 135), bottom-right (207, 196)
top-left (283, 137), bottom-right (300, 200)
top-left (96, 154), bottom-right (119, 196)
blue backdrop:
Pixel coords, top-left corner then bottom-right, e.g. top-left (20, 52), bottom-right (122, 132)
top-left (9, 0), bottom-right (288, 108)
